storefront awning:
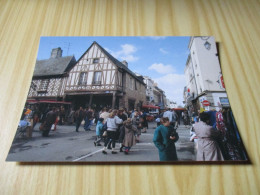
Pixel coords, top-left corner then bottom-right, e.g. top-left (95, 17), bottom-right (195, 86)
top-left (26, 100), bottom-right (72, 104)
top-left (27, 100), bottom-right (38, 104)
top-left (142, 105), bottom-right (160, 109)
top-left (39, 100), bottom-right (72, 104)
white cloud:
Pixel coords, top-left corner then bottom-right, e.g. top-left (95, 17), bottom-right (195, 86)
top-left (153, 73), bottom-right (186, 106)
top-left (120, 44), bottom-right (137, 54)
top-left (159, 48), bottom-right (168, 54)
top-left (148, 63), bottom-right (175, 74)
top-left (105, 44), bottom-right (139, 62)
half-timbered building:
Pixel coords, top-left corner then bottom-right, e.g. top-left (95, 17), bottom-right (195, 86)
top-left (27, 47), bottom-right (76, 103)
top-left (64, 41), bottom-right (146, 110)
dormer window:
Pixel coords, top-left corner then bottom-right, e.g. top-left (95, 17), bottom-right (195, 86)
top-left (93, 58), bottom-right (99, 63)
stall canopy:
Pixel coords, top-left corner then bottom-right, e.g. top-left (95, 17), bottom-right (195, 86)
top-left (142, 104), bottom-right (160, 109)
top-left (27, 100), bottom-right (72, 104)
top-left (172, 108), bottom-right (186, 111)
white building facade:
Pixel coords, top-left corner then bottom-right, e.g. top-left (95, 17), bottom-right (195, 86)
top-left (143, 76), bottom-right (168, 109)
top-left (184, 36), bottom-right (227, 111)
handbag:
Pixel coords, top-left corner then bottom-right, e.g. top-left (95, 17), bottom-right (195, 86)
top-left (102, 131), bottom-right (107, 136)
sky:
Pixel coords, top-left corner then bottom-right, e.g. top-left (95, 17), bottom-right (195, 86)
top-left (37, 36), bottom-right (190, 106)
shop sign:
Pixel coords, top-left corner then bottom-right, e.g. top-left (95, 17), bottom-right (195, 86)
top-left (219, 97), bottom-right (230, 107)
top-left (218, 74), bottom-right (225, 89)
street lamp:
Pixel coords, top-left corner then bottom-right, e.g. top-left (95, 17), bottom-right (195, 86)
top-left (204, 41), bottom-right (211, 50)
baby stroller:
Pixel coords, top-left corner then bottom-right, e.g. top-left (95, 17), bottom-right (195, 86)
top-left (16, 120), bottom-right (30, 138)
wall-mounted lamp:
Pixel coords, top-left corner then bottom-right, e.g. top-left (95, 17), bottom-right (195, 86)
top-left (204, 41), bottom-right (211, 50)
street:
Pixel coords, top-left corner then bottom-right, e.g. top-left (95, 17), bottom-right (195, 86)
top-left (6, 122), bottom-right (196, 162)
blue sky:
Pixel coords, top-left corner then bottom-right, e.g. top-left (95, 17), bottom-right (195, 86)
top-left (37, 36), bottom-right (190, 106)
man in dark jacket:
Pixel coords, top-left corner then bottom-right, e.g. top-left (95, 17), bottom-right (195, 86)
top-left (42, 107), bottom-right (58, 137)
top-left (75, 107), bottom-right (84, 132)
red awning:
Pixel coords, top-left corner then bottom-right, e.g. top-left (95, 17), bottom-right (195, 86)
top-left (142, 105), bottom-right (160, 109)
top-left (172, 108), bottom-right (186, 111)
top-left (27, 100), bottom-right (38, 104)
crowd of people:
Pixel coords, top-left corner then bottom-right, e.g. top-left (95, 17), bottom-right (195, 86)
top-left (73, 107), bottom-right (149, 155)
top-left (189, 108), bottom-right (247, 161)
top-left (19, 104), bottom-right (245, 162)
top-left (19, 105), bottom-right (69, 138)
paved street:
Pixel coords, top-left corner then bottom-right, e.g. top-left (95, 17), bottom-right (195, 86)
top-left (6, 122), bottom-right (196, 162)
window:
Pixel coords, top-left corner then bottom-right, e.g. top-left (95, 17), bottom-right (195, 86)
top-left (129, 77), bottom-right (134, 90)
top-left (38, 79), bottom-right (49, 92)
top-left (93, 71), bottom-right (102, 85)
top-left (93, 58), bottom-right (99, 63)
top-left (135, 81), bottom-right (137, 90)
top-left (78, 72), bottom-right (88, 85)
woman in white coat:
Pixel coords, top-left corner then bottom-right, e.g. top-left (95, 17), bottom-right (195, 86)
top-left (194, 112), bottom-right (224, 161)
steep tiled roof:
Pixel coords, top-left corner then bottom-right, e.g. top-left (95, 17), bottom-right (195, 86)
top-left (33, 56), bottom-right (76, 77)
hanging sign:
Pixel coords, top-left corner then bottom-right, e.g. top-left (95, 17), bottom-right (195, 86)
top-left (217, 74), bottom-right (225, 89)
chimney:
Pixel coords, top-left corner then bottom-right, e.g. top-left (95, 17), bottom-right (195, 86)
top-left (121, 60), bottom-right (128, 67)
top-left (51, 47), bottom-right (62, 58)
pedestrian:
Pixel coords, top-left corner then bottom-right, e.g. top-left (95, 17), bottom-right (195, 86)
top-left (53, 114), bottom-right (59, 131)
top-left (193, 112), bottom-right (224, 161)
top-left (84, 108), bottom-right (94, 131)
top-left (141, 110), bottom-right (148, 133)
top-left (68, 108), bottom-right (75, 125)
top-left (163, 108), bottom-right (173, 123)
top-left (75, 107), bottom-right (84, 132)
top-left (172, 110), bottom-right (178, 129)
top-left (59, 106), bottom-right (65, 125)
top-left (153, 117), bottom-right (178, 161)
top-left (183, 111), bottom-right (189, 127)
top-left (94, 118), bottom-right (104, 146)
top-left (132, 111), bottom-right (142, 143)
top-left (32, 105), bottom-right (40, 128)
top-left (42, 107), bottom-right (58, 137)
top-left (123, 108), bottom-right (129, 118)
top-left (117, 108), bottom-right (128, 152)
top-left (102, 110), bottom-right (123, 154)
top-left (100, 108), bottom-right (109, 123)
top-left (122, 118), bottom-right (137, 154)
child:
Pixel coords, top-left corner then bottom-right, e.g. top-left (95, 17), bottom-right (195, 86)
top-left (94, 118), bottom-right (104, 146)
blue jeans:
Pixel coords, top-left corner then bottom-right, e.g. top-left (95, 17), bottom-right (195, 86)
top-left (84, 118), bottom-right (92, 130)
